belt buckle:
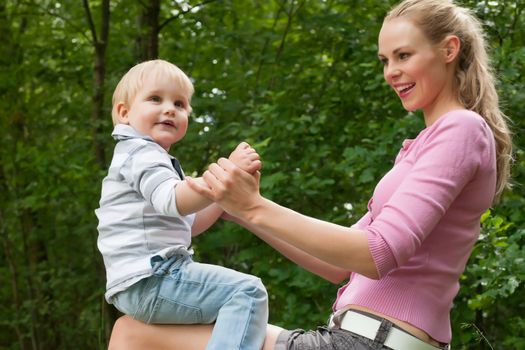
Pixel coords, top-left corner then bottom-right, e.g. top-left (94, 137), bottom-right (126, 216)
top-left (327, 313), bottom-right (337, 328)
top-left (327, 308), bottom-right (350, 329)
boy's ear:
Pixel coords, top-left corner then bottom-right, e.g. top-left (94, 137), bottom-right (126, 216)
top-left (115, 102), bottom-right (129, 124)
top-left (442, 35), bottom-right (461, 63)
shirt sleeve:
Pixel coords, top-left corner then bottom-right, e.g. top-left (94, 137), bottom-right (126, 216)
top-left (366, 114), bottom-right (489, 277)
top-left (351, 211), bottom-right (373, 229)
top-left (120, 143), bottom-right (183, 217)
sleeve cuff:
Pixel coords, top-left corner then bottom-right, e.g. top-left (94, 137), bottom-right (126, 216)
top-left (367, 227), bottom-right (398, 278)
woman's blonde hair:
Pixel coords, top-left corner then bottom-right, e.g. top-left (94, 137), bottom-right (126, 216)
top-left (111, 59), bottom-right (194, 125)
top-left (386, 0), bottom-right (513, 202)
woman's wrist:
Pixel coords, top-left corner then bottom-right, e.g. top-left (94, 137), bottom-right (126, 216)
top-left (240, 196), bottom-right (271, 227)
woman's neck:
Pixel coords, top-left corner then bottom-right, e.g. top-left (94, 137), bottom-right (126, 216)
top-left (423, 97), bottom-right (465, 127)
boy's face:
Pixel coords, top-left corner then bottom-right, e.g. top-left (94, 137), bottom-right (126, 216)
top-left (117, 76), bottom-right (191, 151)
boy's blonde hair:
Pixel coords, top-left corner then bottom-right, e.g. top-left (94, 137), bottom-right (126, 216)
top-left (386, 0), bottom-right (513, 202)
top-left (111, 59), bottom-right (194, 125)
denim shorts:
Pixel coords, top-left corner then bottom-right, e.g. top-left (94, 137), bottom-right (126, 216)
top-left (275, 310), bottom-right (430, 350)
top-left (274, 327), bottom-right (384, 350)
top-left (275, 326), bottom-right (389, 350)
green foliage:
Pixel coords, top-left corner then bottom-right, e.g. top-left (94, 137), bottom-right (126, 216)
top-left (452, 211), bottom-right (525, 349)
top-left (0, 0), bottom-right (524, 349)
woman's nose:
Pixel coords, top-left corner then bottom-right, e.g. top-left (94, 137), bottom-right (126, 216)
top-left (384, 64), bottom-right (401, 81)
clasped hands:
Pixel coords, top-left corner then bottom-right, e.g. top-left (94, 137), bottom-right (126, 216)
top-left (187, 142), bottom-right (263, 220)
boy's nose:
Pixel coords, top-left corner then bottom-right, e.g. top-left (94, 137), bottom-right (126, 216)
top-left (164, 104), bottom-right (176, 116)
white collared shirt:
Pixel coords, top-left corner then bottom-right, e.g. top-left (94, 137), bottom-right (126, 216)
top-left (95, 124), bottom-right (195, 301)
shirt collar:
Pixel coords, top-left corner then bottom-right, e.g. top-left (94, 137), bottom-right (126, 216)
top-left (111, 124), bottom-right (173, 158)
top-left (112, 124), bottom-right (154, 142)
top-left (111, 124), bottom-right (175, 159)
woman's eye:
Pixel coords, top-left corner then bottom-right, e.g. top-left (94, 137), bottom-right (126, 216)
top-left (378, 57), bottom-right (388, 66)
top-left (399, 53), bottom-right (410, 60)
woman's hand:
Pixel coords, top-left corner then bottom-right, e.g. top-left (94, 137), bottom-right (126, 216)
top-left (186, 158), bottom-right (262, 221)
top-left (220, 211), bottom-right (236, 222)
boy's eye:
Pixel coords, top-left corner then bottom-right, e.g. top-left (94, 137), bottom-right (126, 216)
top-left (150, 95), bottom-right (161, 102)
top-left (174, 100), bottom-right (185, 108)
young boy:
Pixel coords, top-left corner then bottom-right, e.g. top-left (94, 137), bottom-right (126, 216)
top-left (95, 59), bottom-right (268, 350)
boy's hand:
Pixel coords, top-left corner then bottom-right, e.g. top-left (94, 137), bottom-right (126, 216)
top-left (229, 142), bottom-right (261, 174)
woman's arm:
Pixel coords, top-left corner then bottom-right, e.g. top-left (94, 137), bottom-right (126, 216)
top-left (226, 213), bottom-right (350, 284)
top-left (244, 197), bottom-right (378, 279)
top-left (188, 159), bottom-right (379, 279)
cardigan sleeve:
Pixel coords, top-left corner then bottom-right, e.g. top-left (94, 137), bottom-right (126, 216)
top-left (365, 113), bottom-right (490, 277)
top-left (351, 211), bottom-right (373, 229)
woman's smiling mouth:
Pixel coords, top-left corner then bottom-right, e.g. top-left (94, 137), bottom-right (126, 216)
top-left (395, 83), bottom-right (416, 98)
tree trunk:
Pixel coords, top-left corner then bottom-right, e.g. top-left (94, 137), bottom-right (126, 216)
top-left (0, 4), bottom-right (27, 348)
top-left (137, 0), bottom-right (161, 61)
top-left (82, 0), bottom-right (118, 344)
top-left (83, 0), bottom-right (110, 170)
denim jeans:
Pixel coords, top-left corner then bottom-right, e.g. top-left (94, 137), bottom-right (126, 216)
top-left (112, 253), bottom-right (268, 350)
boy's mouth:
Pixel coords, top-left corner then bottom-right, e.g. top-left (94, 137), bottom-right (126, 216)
top-left (158, 120), bottom-right (176, 128)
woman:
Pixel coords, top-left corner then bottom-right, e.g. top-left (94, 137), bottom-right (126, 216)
top-left (108, 0), bottom-right (512, 349)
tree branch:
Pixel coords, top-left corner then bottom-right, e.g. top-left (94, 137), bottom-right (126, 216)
top-left (274, 0), bottom-right (305, 63)
top-left (268, 0), bottom-right (305, 89)
top-left (100, 0), bottom-right (110, 45)
top-left (504, 2), bottom-right (524, 41)
top-left (158, 0), bottom-right (219, 32)
top-left (255, 2), bottom-right (286, 88)
top-left (82, 0), bottom-right (98, 44)
top-left (17, 1), bottom-right (93, 43)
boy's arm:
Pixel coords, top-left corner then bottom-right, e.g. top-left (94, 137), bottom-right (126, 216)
top-left (191, 203), bottom-right (223, 237)
top-left (175, 142), bottom-right (261, 216)
top-left (174, 177), bottom-right (214, 216)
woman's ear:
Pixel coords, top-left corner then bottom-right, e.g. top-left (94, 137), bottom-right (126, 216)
top-left (115, 102), bottom-right (129, 124)
top-left (443, 35), bottom-right (461, 63)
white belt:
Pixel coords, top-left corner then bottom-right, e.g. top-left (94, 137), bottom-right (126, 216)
top-left (339, 311), bottom-right (444, 350)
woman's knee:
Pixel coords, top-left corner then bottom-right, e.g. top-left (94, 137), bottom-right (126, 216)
top-left (108, 315), bottom-right (139, 350)
top-left (263, 324), bottom-right (285, 350)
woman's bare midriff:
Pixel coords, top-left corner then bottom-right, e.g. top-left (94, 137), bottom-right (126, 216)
top-left (347, 305), bottom-right (441, 347)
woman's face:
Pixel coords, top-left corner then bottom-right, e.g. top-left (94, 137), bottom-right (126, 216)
top-left (378, 18), bottom-right (456, 124)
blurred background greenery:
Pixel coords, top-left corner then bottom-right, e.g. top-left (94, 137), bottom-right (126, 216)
top-left (0, 0), bottom-right (523, 349)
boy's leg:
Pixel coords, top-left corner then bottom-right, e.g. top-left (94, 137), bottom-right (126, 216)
top-left (146, 256), bottom-right (268, 350)
top-left (200, 263), bottom-right (268, 350)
